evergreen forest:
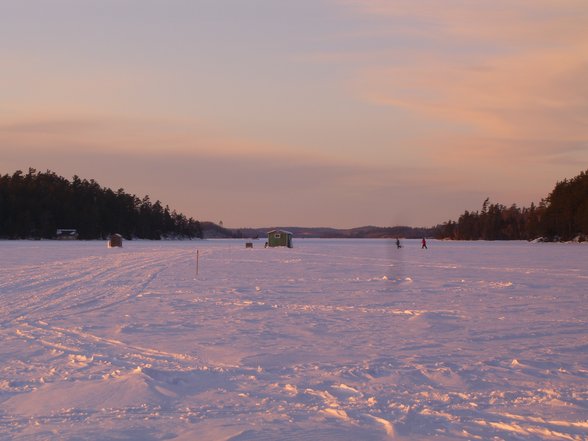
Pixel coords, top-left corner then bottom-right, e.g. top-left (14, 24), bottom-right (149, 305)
top-left (434, 169), bottom-right (588, 241)
top-left (0, 169), bottom-right (202, 240)
top-left (1, 168), bottom-right (587, 241)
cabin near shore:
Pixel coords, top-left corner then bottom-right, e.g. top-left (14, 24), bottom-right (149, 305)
top-left (55, 229), bottom-right (78, 240)
top-left (267, 230), bottom-right (293, 248)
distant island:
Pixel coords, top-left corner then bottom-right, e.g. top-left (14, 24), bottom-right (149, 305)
top-left (214, 168), bottom-right (588, 243)
top-left (1, 168), bottom-right (586, 241)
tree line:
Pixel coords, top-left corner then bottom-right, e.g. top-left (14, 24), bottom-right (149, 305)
top-left (434, 169), bottom-right (588, 241)
top-left (0, 169), bottom-right (202, 240)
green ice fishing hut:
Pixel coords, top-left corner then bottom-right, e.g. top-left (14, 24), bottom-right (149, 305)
top-left (267, 230), bottom-right (293, 248)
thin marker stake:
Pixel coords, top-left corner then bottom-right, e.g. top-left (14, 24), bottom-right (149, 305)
top-left (196, 249), bottom-right (199, 277)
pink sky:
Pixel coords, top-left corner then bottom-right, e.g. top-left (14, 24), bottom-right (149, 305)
top-left (1, 0), bottom-right (587, 228)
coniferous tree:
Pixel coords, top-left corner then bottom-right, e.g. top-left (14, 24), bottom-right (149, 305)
top-left (0, 169), bottom-right (203, 240)
top-left (434, 169), bottom-right (588, 241)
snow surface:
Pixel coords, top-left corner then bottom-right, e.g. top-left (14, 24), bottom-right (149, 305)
top-left (0, 239), bottom-right (586, 440)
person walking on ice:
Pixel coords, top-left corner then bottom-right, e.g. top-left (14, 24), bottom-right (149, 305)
top-left (396, 237), bottom-right (402, 249)
top-left (422, 238), bottom-right (428, 249)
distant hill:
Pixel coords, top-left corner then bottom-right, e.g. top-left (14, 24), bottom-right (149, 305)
top-left (200, 221), bottom-right (237, 238)
top-left (202, 224), bottom-right (436, 239)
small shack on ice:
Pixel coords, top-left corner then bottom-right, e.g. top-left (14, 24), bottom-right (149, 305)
top-left (267, 230), bottom-right (293, 248)
top-left (108, 234), bottom-right (123, 248)
top-left (55, 229), bottom-right (78, 240)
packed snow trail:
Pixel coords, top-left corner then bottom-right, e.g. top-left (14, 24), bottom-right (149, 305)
top-left (0, 239), bottom-right (587, 440)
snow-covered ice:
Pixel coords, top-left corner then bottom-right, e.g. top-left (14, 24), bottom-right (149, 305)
top-left (0, 239), bottom-right (586, 440)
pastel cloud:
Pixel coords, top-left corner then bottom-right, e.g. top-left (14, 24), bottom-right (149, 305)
top-left (0, 116), bottom-right (300, 160)
top-left (338, 0), bottom-right (587, 44)
top-left (337, 0), bottom-right (588, 162)
top-left (360, 46), bottom-right (588, 141)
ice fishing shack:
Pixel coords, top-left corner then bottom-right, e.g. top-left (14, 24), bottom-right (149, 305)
top-left (266, 230), bottom-right (293, 248)
top-left (108, 233), bottom-right (123, 248)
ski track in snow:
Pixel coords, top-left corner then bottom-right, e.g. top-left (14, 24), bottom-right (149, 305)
top-left (0, 239), bottom-right (587, 440)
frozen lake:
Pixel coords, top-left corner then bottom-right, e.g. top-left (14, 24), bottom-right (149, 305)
top-left (0, 239), bottom-right (586, 440)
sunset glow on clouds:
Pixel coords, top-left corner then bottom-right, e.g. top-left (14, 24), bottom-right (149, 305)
top-left (1, 0), bottom-right (586, 227)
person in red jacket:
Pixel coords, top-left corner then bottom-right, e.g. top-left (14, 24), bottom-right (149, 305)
top-left (422, 238), bottom-right (428, 249)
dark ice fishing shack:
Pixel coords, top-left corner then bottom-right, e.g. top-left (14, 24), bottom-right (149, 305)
top-left (267, 230), bottom-right (293, 248)
top-left (108, 233), bottom-right (123, 248)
